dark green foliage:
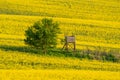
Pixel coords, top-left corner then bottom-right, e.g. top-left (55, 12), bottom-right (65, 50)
top-left (24, 18), bottom-right (60, 54)
top-left (73, 48), bottom-right (120, 63)
top-left (104, 53), bottom-right (118, 62)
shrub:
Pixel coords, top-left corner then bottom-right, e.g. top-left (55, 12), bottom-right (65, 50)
top-left (24, 18), bottom-right (60, 54)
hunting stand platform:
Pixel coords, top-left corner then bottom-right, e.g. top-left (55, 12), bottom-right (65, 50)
top-left (62, 36), bottom-right (76, 52)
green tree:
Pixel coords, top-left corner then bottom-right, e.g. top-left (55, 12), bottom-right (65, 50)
top-left (24, 18), bottom-right (60, 54)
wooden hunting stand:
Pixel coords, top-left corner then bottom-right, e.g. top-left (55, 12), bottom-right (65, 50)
top-left (62, 36), bottom-right (76, 52)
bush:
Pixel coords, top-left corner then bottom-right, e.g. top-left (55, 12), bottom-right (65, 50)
top-left (24, 18), bottom-right (60, 54)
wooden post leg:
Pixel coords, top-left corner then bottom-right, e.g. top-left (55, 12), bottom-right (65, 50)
top-left (66, 42), bottom-right (68, 52)
top-left (62, 43), bottom-right (66, 50)
top-left (73, 42), bottom-right (76, 52)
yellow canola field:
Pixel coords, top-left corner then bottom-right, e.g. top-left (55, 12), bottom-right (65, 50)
top-left (0, 70), bottom-right (120, 80)
top-left (0, 14), bottom-right (120, 50)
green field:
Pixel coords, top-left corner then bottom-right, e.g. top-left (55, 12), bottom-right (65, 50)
top-left (0, 0), bottom-right (120, 80)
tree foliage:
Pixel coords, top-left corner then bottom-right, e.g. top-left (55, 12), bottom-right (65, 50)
top-left (24, 18), bottom-right (60, 54)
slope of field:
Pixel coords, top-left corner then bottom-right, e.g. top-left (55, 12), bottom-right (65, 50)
top-left (0, 0), bottom-right (120, 80)
top-left (0, 49), bottom-right (120, 80)
top-left (1, 49), bottom-right (120, 70)
top-left (0, 0), bottom-right (120, 21)
top-left (0, 0), bottom-right (120, 50)
top-left (0, 14), bottom-right (120, 50)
